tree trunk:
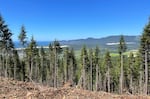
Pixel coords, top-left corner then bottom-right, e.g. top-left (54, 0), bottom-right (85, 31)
top-left (5, 53), bottom-right (8, 78)
top-left (64, 56), bottom-right (67, 83)
top-left (13, 58), bottom-right (17, 79)
top-left (90, 57), bottom-right (93, 91)
top-left (103, 74), bottom-right (107, 91)
top-left (120, 54), bottom-right (123, 94)
top-left (129, 73), bottom-right (133, 94)
top-left (95, 64), bottom-right (99, 91)
top-left (0, 55), bottom-right (2, 77)
top-left (107, 67), bottom-right (110, 93)
top-left (144, 50), bottom-right (148, 95)
top-left (99, 71), bottom-right (102, 91)
top-left (83, 55), bottom-right (86, 89)
top-left (49, 52), bottom-right (53, 86)
top-left (40, 56), bottom-right (43, 83)
top-left (35, 57), bottom-right (39, 82)
top-left (54, 49), bottom-right (57, 88)
top-left (139, 64), bottom-right (143, 94)
top-left (69, 59), bottom-right (73, 84)
top-left (30, 58), bottom-right (33, 80)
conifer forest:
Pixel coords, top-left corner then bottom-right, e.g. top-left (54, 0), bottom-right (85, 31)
top-left (0, 14), bottom-right (150, 95)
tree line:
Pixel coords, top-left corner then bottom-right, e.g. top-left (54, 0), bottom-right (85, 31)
top-left (0, 14), bottom-right (150, 95)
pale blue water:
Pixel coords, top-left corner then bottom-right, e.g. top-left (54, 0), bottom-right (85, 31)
top-left (14, 41), bottom-right (51, 48)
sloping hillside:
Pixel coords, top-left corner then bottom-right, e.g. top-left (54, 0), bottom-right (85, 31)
top-left (0, 77), bottom-right (149, 99)
top-left (60, 35), bottom-right (140, 51)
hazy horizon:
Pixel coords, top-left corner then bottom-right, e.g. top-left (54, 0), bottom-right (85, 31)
top-left (13, 34), bottom-right (140, 42)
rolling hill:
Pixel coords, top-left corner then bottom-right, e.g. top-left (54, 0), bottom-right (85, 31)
top-left (60, 35), bottom-right (140, 52)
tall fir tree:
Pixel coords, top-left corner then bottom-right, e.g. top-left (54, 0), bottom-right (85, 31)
top-left (70, 48), bottom-right (78, 85)
top-left (51, 40), bottom-right (62, 87)
top-left (89, 48), bottom-right (94, 91)
top-left (104, 50), bottom-right (112, 92)
top-left (94, 46), bottom-right (101, 91)
top-left (118, 35), bottom-right (127, 94)
top-left (140, 18), bottom-right (150, 94)
top-left (39, 47), bottom-right (46, 83)
top-left (78, 45), bottom-right (89, 89)
top-left (128, 52), bottom-right (134, 94)
top-left (0, 15), bottom-right (14, 78)
top-left (18, 25), bottom-right (27, 81)
top-left (63, 47), bottom-right (70, 83)
top-left (18, 25), bottom-right (27, 48)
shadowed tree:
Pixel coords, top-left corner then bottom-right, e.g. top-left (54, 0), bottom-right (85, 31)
top-left (104, 50), bottom-right (112, 93)
top-left (0, 15), bottom-right (14, 78)
top-left (89, 48), bottom-right (94, 91)
top-left (70, 48), bottom-right (78, 85)
top-left (94, 46), bottom-right (101, 91)
top-left (12, 50), bottom-right (21, 80)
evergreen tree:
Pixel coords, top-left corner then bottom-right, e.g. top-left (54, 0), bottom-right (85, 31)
top-left (78, 45), bottom-right (89, 89)
top-left (0, 15), bottom-right (14, 78)
top-left (18, 25), bottom-right (27, 48)
top-left (25, 36), bottom-right (38, 81)
top-left (104, 50), bottom-right (112, 92)
top-left (118, 35), bottom-right (127, 94)
top-left (135, 52), bottom-right (143, 94)
top-left (12, 50), bottom-right (21, 80)
top-left (48, 43), bottom-right (55, 86)
top-left (89, 48), bottom-right (94, 91)
top-left (128, 52), bottom-right (134, 94)
top-left (39, 47), bottom-right (46, 83)
top-left (132, 52), bottom-right (141, 94)
top-left (140, 18), bottom-right (150, 94)
top-left (70, 48), bottom-right (78, 85)
top-left (18, 25), bottom-right (27, 81)
top-left (111, 56), bottom-right (120, 93)
top-left (63, 48), bottom-right (77, 85)
top-left (63, 47), bottom-right (70, 83)
top-left (50, 40), bottom-right (62, 87)
top-left (94, 46), bottom-right (101, 91)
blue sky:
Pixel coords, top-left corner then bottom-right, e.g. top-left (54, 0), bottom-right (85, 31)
top-left (0, 0), bottom-right (150, 41)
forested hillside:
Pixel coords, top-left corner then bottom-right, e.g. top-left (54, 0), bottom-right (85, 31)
top-left (0, 14), bottom-right (150, 97)
top-left (60, 35), bottom-right (140, 51)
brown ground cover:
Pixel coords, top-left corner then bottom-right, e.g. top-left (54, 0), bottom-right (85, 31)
top-left (0, 77), bottom-right (149, 99)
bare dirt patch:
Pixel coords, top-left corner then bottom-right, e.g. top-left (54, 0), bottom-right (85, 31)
top-left (0, 77), bottom-right (149, 99)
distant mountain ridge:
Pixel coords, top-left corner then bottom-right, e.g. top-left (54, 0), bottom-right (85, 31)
top-left (14, 35), bottom-right (140, 52)
top-left (60, 35), bottom-right (140, 51)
